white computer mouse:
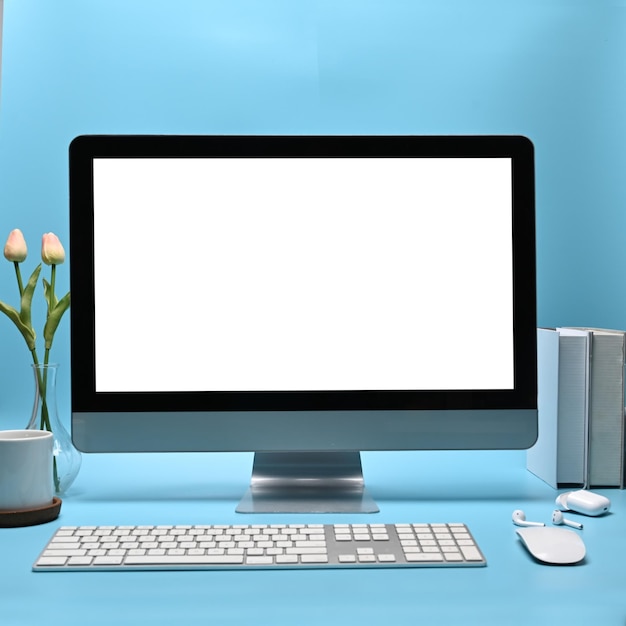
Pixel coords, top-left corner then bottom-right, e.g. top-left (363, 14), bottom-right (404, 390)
top-left (515, 526), bottom-right (586, 564)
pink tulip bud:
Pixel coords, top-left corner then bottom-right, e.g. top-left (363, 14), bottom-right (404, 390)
top-left (3, 229), bottom-right (28, 262)
top-left (41, 232), bottom-right (66, 265)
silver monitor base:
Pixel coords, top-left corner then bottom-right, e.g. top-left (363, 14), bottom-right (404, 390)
top-left (236, 451), bottom-right (379, 514)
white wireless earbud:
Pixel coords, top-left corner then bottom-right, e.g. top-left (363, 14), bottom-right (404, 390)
top-left (552, 510), bottom-right (583, 529)
top-left (512, 509), bottom-right (545, 527)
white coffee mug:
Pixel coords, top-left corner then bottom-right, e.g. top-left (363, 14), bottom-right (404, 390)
top-left (0, 429), bottom-right (54, 511)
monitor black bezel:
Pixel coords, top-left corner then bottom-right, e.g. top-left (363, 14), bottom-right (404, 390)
top-left (69, 134), bottom-right (537, 415)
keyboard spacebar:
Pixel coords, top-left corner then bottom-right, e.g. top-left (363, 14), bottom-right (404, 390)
top-left (125, 555), bottom-right (244, 566)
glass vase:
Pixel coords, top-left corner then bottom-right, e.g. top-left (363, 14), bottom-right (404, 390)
top-left (25, 363), bottom-right (82, 495)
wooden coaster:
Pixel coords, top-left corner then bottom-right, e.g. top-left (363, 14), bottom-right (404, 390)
top-left (0, 497), bottom-right (62, 528)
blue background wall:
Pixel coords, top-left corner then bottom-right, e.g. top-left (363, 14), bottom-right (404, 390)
top-left (0, 0), bottom-right (625, 429)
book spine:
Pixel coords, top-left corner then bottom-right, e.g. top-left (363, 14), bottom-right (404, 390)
top-left (587, 334), bottom-right (625, 487)
top-left (556, 336), bottom-right (588, 485)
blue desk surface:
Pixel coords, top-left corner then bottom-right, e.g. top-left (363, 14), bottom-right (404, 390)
top-left (2, 450), bottom-right (625, 626)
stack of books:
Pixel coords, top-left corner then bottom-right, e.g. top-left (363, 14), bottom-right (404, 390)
top-left (527, 327), bottom-right (626, 489)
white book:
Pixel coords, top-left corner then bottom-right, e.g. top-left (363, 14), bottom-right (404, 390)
top-left (527, 328), bottom-right (590, 488)
top-left (567, 328), bottom-right (626, 488)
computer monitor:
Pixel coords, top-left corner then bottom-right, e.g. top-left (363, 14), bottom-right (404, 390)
top-left (69, 135), bottom-right (537, 513)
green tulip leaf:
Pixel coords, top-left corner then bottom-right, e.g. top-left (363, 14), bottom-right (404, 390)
top-left (43, 278), bottom-right (59, 311)
top-left (20, 264), bottom-right (42, 329)
top-left (0, 298), bottom-right (37, 350)
top-left (43, 291), bottom-right (71, 349)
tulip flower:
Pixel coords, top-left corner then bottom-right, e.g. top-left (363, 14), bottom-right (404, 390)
top-left (3, 228), bottom-right (29, 297)
top-left (3, 228), bottom-right (28, 263)
top-left (41, 232), bottom-right (66, 265)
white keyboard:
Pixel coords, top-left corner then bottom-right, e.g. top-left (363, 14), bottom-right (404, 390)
top-left (33, 522), bottom-right (486, 571)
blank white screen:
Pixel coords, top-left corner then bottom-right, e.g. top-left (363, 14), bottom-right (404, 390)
top-left (93, 157), bottom-right (514, 392)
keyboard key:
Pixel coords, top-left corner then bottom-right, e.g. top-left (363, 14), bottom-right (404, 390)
top-left (246, 556), bottom-right (274, 565)
top-left (358, 555), bottom-right (377, 563)
top-left (338, 554), bottom-right (357, 563)
top-left (460, 546), bottom-right (484, 561)
top-left (300, 554), bottom-right (329, 563)
top-left (68, 556), bottom-right (94, 566)
top-left (275, 555), bottom-right (299, 564)
top-left (405, 553), bottom-right (445, 562)
top-left (93, 556), bottom-right (124, 566)
top-left (37, 556), bottom-right (68, 567)
top-left (126, 555), bottom-right (245, 566)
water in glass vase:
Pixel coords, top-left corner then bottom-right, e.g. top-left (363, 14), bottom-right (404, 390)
top-left (26, 363), bottom-right (81, 495)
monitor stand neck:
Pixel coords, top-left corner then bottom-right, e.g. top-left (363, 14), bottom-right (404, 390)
top-left (236, 451), bottom-right (379, 514)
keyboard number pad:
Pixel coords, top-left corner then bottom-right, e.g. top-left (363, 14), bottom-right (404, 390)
top-left (395, 524), bottom-right (483, 564)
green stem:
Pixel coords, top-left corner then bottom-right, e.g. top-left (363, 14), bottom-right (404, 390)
top-left (49, 264), bottom-right (56, 314)
top-left (41, 352), bottom-right (51, 432)
top-left (13, 262), bottom-right (24, 297)
top-left (32, 353), bottom-right (51, 432)
top-left (31, 358), bottom-right (60, 492)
